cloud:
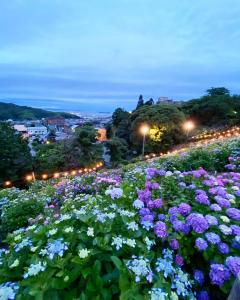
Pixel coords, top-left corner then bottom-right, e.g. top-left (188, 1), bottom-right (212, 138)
top-left (0, 0), bottom-right (240, 111)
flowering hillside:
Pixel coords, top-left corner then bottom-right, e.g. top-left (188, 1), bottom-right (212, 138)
top-left (0, 138), bottom-right (240, 299)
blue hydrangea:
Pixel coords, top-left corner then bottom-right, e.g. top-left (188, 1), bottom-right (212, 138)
top-left (40, 238), bottom-right (69, 259)
top-left (0, 282), bottom-right (19, 300)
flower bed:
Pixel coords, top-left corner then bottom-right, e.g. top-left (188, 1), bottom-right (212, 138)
top-left (0, 140), bottom-right (240, 299)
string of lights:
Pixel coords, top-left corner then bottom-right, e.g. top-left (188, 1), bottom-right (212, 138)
top-left (144, 126), bottom-right (240, 161)
top-left (1, 162), bottom-right (104, 189)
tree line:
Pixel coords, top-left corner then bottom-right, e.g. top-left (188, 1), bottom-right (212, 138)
top-left (1, 87), bottom-right (240, 184)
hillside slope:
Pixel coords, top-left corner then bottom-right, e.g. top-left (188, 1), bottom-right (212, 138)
top-left (0, 102), bottom-right (79, 120)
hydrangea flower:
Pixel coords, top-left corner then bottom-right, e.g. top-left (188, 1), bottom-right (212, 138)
top-left (219, 224), bottom-right (232, 235)
top-left (194, 269), bottom-right (204, 285)
top-left (205, 215), bottom-right (218, 226)
top-left (225, 256), bottom-right (240, 276)
top-left (42, 238), bottom-right (69, 259)
top-left (175, 254), bottom-right (184, 267)
top-left (126, 256), bottom-right (152, 283)
top-left (196, 291), bottom-right (210, 300)
top-left (154, 221), bottom-right (168, 238)
top-left (127, 221), bottom-right (138, 231)
top-left (209, 264), bottom-right (230, 286)
top-left (210, 204), bottom-right (222, 212)
top-left (186, 213), bottom-right (209, 233)
top-left (111, 236), bottom-right (124, 250)
top-left (133, 199), bottom-right (144, 209)
top-left (218, 242), bottom-right (230, 254)
top-left (178, 203), bottom-right (191, 216)
top-left (79, 248), bottom-right (90, 258)
top-left (205, 232), bottom-right (221, 245)
top-left (23, 261), bottom-right (47, 278)
top-left (226, 208), bottom-right (240, 221)
top-left (105, 187), bottom-right (123, 199)
top-left (0, 282), bottom-right (19, 300)
top-left (148, 288), bottom-right (168, 300)
top-left (169, 239), bottom-right (179, 250)
top-left (87, 227), bottom-right (94, 236)
top-left (195, 191), bottom-right (210, 206)
top-left (14, 238), bottom-right (33, 252)
top-left (195, 238), bottom-right (208, 251)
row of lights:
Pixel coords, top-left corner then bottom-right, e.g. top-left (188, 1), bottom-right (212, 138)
top-left (143, 126), bottom-right (240, 161)
top-left (192, 127), bottom-right (240, 141)
top-left (3, 162), bottom-right (104, 188)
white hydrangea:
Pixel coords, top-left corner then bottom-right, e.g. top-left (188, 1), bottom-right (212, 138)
top-left (87, 227), bottom-right (94, 237)
top-left (79, 248), bottom-right (90, 258)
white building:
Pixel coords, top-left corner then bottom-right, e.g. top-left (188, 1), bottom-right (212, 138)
top-left (27, 126), bottom-right (48, 137)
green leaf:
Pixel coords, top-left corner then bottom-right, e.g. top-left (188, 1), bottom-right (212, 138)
top-left (111, 256), bottom-right (122, 270)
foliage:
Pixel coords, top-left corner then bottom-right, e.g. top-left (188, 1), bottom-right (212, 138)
top-left (130, 104), bottom-right (186, 153)
top-left (157, 138), bottom-right (240, 173)
top-left (181, 88), bottom-right (240, 127)
top-left (0, 123), bottom-right (33, 184)
top-left (0, 138), bottom-right (240, 299)
top-left (34, 125), bottom-right (103, 173)
top-left (0, 102), bottom-right (78, 121)
top-left (105, 137), bottom-right (129, 167)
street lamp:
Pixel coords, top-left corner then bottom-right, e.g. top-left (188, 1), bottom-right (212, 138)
top-left (183, 121), bottom-right (195, 137)
top-left (140, 124), bottom-right (150, 157)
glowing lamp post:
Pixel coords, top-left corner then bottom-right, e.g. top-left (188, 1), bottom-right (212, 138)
top-left (183, 121), bottom-right (195, 137)
top-left (140, 124), bottom-right (150, 157)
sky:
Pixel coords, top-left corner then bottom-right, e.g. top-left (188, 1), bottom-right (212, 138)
top-left (0, 0), bottom-right (240, 112)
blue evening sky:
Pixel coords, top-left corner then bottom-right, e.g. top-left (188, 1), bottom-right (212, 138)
top-left (0, 0), bottom-right (240, 112)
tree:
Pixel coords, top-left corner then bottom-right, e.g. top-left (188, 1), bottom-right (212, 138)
top-left (145, 98), bottom-right (154, 106)
top-left (0, 123), bottom-right (33, 184)
top-left (181, 87), bottom-right (240, 126)
top-left (105, 137), bottom-right (129, 167)
top-left (130, 104), bottom-right (186, 153)
top-left (34, 124), bottom-right (103, 173)
top-left (136, 95), bottom-right (144, 109)
top-left (206, 87), bottom-right (230, 97)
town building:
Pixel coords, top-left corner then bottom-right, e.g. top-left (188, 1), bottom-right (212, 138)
top-left (27, 126), bottom-right (48, 137)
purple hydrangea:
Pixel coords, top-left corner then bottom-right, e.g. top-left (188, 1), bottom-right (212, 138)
top-left (158, 214), bottom-right (166, 221)
top-left (175, 254), bottom-right (184, 266)
top-left (139, 208), bottom-right (150, 216)
top-left (196, 291), bottom-right (210, 300)
top-left (138, 190), bottom-right (152, 203)
top-left (153, 198), bottom-right (163, 208)
top-left (231, 225), bottom-right (240, 236)
top-left (151, 182), bottom-right (160, 190)
top-left (195, 191), bottom-right (210, 206)
top-left (226, 208), bottom-right (240, 221)
top-left (178, 203), bottom-right (191, 216)
top-left (214, 196), bottom-right (231, 208)
top-left (218, 242), bottom-right (229, 254)
top-left (168, 207), bottom-right (179, 215)
top-left (172, 220), bottom-right (184, 232)
top-left (141, 214), bottom-right (154, 230)
top-left (195, 238), bottom-right (208, 251)
top-left (226, 256), bottom-right (240, 276)
top-left (186, 213), bottom-right (209, 233)
top-left (147, 201), bottom-right (155, 209)
top-left (209, 264), bottom-right (231, 286)
top-left (169, 239), bottom-right (179, 250)
top-left (205, 215), bottom-right (218, 226)
top-left (194, 269), bottom-right (205, 285)
top-left (205, 232), bottom-right (221, 245)
top-left (154, 221), bottom-right (168, 238)
top-left (219, 224), bottom-right (232, 236)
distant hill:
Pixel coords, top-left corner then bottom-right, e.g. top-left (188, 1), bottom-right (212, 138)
top-left (0, 102), bottom-right (79, 120)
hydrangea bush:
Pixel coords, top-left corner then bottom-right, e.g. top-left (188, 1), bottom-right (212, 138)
top-left (0, 139), bottom-right (239, 299)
